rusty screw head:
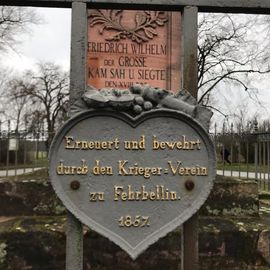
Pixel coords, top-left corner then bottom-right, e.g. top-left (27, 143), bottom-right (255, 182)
top-left (70, 180), bottom-right (80, 190)
top-left (185, 179), bottom-right (195, 191)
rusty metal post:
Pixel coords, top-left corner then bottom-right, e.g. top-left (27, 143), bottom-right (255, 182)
top-left (181, 6), bottom-right (199, 270)
top-left (66, 2), bottom-right (87, 270)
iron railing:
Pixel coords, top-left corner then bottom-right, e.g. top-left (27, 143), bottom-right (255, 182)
top-left (0, 124), bottom-right (270, 191)
top-left (214, 125), bottom-right (270, 191)
top-left (0, 129), bottom-right (51, 177)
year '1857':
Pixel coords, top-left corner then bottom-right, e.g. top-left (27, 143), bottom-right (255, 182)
top-left (118, 215), bottom-right (150, 228)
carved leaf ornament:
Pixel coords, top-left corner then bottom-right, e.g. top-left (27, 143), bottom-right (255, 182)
top-left (89, 10), bottom-right (168, 43)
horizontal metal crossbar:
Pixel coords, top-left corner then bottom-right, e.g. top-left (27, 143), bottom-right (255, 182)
top-left (2, 0), bottom-right (270, 14)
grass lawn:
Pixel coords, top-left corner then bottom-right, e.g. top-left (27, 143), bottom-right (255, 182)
top-left (0, 157), bottom-right (48, 170)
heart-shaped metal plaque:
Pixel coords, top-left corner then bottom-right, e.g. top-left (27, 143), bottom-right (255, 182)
top-left (49, 109), bottom-right (216, 259)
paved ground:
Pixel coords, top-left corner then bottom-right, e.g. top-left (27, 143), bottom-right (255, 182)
top-left (0, 167), bottom-right (42, 177)
top-left (217, 170), bottom-right (269, 179)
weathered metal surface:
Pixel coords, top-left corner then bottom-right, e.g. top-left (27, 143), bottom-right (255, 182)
top-left (182, 6), bottom-right (197, 98)
top-left (66, 211), bottom-right (83, 270)
top-left (181, 6), bottom-right (199, 270)
top-left (49, 109), bottom-right (216, 259)
top-left (70, 2), bottom-right (87, 109)
top-left (66, 3), bottom-right (87, 270)
top-left (183, 214), bottom-right (198, 270)
top-left (4, 0), bottom-right (270, 14)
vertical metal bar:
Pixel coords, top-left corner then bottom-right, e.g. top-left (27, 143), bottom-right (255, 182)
top-left (182, 214), bottom-right (198, 270)
top-left (259, 142), bottom-right (262, 189)
top-left (214, 123), bottom-right (217, 157)
top-left (258, 141), bottom-right (261, 188)
top-left (35, 130), bottom-right (39, 169)
top-left (222, 143), bottom-right (225, 176)
top-left (255, 141), bottom-right (258, 184)
top-left (32, 131), bottom-right (35, 173)
top-left (42, 124), bottom-right (45, 160)
top-left (66, 2), bottom-right (87, 270)
top-left (263, 141), bottom-right (266, 190)
top-left (0, 121), bottom-right (2, 167)
top-left (69, 1), bottom-right (87, 106)
top-left (230, 124), bottom-right (233, 177)
top-left (238, 138), bottom-right (241, 179)
top-left (6, 120), bottom-right (10, 177)
top-left (246, 136), bottom-right (249, 179)
top-left (23, 131), bottom-right (27, 174)
top-left (46, 132), bottom-right (49, 159)
top-left (260, 142), bottom-right (264, 188)
top-left (14, 132), bottom-right (18, 178)
top-left (214, 123), bottom-right (217, 145)
top-left (182, 6), bottom-right (198, 99)
top-left (182, 6), bottom-right (199, 270)
top-left (267, 141), bottom-right (270, 191)
top-left (262, 141), bottom-right (264, 189)
top-left (222, 123), bottom-right (225, 176)
top-left (24, 117), bottom-right (27, 173)
top-left (66, 211), bottom-right (83, 270)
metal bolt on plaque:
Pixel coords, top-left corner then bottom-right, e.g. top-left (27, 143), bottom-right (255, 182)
top-left (185, 179), bottom-right (195, 191)
top-left (49, 84), bottom-right (216, 259)
top-left (70, 180), bottom-right (81, 190)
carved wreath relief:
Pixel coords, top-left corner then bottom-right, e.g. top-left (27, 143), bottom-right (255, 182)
top-left (89, 10), bottom-right (168, 44)
top-left (87, 9), bottom-right (182, 90)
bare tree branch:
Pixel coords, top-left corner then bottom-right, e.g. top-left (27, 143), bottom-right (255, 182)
top-left (0, 6), bottom-right (41, 53)
top-left (5, 62), bottom-right (69, 149)
top-left (197, 13), bottom-right (270, 108)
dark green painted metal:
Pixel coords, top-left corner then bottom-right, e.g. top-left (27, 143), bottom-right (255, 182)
top-left (3, 0), bottom-right (270, 14)
top-left (181, 6), bottom-right (199, 270)
top-left (65, 2), bottom-right (87, 270)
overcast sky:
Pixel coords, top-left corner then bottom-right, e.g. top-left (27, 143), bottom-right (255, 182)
top-left (2, 7), bottom-right (270, 129)
top-left (3, 8), bottom-right (71, 72)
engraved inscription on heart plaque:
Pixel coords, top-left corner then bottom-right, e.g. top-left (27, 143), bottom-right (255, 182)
top-left (49, 109), bottom-right (216, 259)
